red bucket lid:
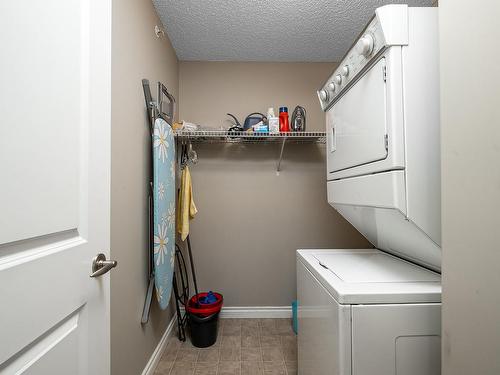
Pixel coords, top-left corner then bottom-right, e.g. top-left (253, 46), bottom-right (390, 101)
top-left (186, 292), bottom-right (223, 316)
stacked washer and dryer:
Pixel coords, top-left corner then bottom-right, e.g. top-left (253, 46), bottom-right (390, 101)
top-left (297, 5), bottom-right (441, 375)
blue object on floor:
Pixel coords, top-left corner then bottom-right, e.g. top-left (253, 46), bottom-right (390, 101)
top-left (292, 300), bottom-right (298, 335)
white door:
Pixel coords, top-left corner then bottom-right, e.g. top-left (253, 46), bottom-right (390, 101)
top-left (0, 0), bottom-right (112, 374)
top-left (327, 58), bottom-right (388, 173)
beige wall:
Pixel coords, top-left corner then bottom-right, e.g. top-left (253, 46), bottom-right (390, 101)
top-left (110, 1), bottom-right (178, 374)
top-left (440, 0), bottom-right (500, 374)
top-left (179, 62), bottom-right (332, 132)
top-left (179, 62), bottom-right (371, 306)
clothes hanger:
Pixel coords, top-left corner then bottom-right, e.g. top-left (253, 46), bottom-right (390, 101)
top-left (187, 141), bottom-right (198, 165)
top-left (180, 140), bottom-right (189, 169)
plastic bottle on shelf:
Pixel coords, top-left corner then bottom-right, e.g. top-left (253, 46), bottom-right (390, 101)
top-left (279, 107), bottom-right (290, 132)
top-left (267, 107), bottom-right (279, 133)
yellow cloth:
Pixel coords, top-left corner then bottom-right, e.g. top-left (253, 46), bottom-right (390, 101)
top-left (177, 166), bottom-right (197, 241)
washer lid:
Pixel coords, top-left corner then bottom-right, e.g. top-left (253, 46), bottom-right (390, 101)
top-left (297, 249), bottom-right (441, 304)
top-left (314, 252), bottom-right (440, 283)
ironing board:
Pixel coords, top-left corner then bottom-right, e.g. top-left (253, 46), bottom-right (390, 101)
top-left (152, 118), bottom-right (176, 309)
top-left (141, 79), bottom-right (176, 321)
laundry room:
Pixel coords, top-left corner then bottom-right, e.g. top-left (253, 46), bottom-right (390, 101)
top-left (2, 1), bottom-right (500, 375)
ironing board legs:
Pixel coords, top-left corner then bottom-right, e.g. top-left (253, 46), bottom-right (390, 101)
top-left (141, 275), bottom-right (155, 324)
top-left (186, 235), bottom-right (200, 305)
top-left (141, 173), bottom-right (155, 324)
top-left (172, 271), bottom-right (186, 341)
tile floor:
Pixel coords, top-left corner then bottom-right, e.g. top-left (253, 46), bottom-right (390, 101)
top-left (154, 318), bottom-right (297, 375)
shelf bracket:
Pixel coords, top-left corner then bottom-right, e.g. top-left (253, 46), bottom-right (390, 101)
top-left (276, 137), bottom-right (287, 173)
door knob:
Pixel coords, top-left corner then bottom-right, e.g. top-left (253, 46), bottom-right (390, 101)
top-left (90, 253), bottom-right (117, 277)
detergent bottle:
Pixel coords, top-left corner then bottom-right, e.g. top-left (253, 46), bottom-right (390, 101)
top-left (279, 107), bottom-right (290, 132)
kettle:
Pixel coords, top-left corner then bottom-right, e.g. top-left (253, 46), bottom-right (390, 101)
top-left (290, 106), bottom-right (306, 131)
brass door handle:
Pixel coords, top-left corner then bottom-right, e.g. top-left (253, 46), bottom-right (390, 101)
top-left (90, 253), bottom-right (117, 277)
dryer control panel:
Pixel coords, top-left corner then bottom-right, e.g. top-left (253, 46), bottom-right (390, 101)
top-left (318, 5), bottom-right (409, 111)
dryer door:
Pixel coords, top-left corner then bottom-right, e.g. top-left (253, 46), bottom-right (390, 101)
top-left (327, 58), bottom-right (388, 174)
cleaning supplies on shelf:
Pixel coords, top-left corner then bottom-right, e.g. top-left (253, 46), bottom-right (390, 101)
top-left (224, 106), bottom-right (306, 134)
top-left (291, 106), bottom-right (306, 131)
top-left (243, 112), bottom-right (267, 130)
top-left (226, 112), bottom-right (267, 131)
top-left (267, 107), bottom-right (279, 133)
top-left (279, 107), bottom-right (290, 132)
top-left (252, 120), bottom-right (268, 133)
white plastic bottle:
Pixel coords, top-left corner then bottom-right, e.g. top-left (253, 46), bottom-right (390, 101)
top-left (267, 107), bottom-right (279, 133)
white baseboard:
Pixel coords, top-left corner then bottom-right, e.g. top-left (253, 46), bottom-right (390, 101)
top-left (179, 306), bottom-right (292, 318)
top-left (141, 314), bottom-right (177, 375)
top-left (219, 306), bottom-right (292, 319)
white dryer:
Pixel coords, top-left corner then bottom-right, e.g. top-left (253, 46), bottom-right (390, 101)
top-left (319, 4), bottom-right (441, 271)
top-left (298, 5), bottom-right (442, 375)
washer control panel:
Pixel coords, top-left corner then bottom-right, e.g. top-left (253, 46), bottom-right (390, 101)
top-left (318, 16), bottom-right (386, 110)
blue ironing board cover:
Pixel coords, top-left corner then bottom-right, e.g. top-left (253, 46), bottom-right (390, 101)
top-left (152, 118), bottom-right (176, 310)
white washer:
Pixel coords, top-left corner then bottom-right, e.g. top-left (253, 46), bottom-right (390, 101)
top-left (297, 249), bottom-right (441, 375)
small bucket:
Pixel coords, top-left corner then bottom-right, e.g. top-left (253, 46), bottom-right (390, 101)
top-left (186, 292), bottom-right (223, 348)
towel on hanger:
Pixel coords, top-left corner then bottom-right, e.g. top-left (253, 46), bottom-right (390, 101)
top-left (177, 166), bottom-right (197, 241)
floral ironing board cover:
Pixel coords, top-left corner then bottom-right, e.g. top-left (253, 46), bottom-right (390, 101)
top-left (152, 118), bottom-right (176, 309)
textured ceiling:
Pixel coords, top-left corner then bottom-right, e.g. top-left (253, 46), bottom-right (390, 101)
top-left (152, 0), bottom-right (432, 62)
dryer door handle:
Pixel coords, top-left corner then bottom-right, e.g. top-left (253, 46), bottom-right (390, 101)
top-left (330, 127), bottom-right (337, 153)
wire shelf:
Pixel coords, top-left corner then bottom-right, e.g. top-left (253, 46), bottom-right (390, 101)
top-left (173, 130), bottom-right (326, 144)
top-left (174, 130), bottom-right (326, 173)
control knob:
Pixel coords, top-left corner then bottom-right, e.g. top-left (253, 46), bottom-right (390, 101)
top-left (319, 89), bottom-right (328, 102)
top-left (334, 74), bottom-right (342, 85)
top-left (327, 82), bottom-right (336, 93)
top-left (356, 34), bottom-right (374, 57)
top-left (341, 65), bottom-right (349, 77)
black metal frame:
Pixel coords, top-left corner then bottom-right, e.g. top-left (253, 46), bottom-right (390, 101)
top-left (172, 244), bottom-right (189, 341)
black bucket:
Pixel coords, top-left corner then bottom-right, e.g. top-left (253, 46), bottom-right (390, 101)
top-left (188, 312), bottom-right (220, 348)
